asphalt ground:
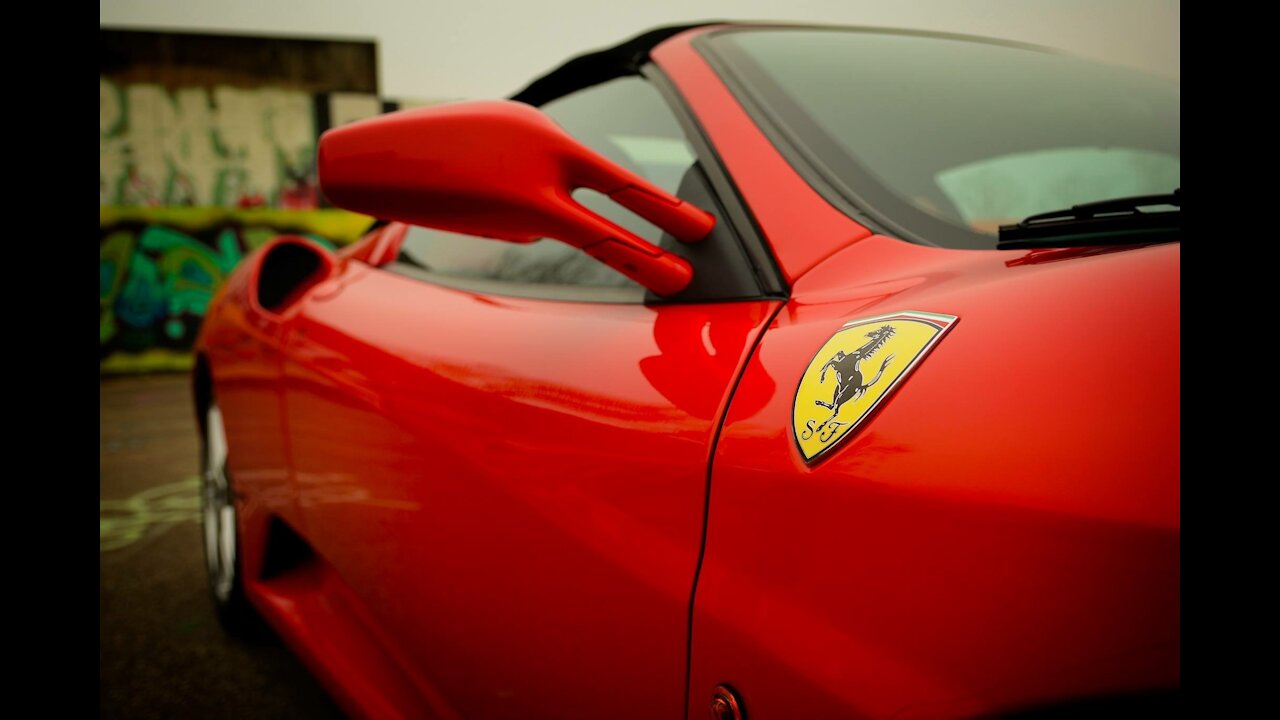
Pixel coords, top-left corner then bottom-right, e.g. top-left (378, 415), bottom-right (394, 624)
top-left (100, 374), bottom-right (344, 719)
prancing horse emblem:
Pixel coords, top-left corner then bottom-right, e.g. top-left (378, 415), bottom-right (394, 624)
top-left (792, 312), bottom-right (959, 462)
top-left (813, 325), bottom-right (896, 435)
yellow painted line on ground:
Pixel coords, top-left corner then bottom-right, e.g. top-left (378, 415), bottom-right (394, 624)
top-left (100, 476), bottom-right (201, 552)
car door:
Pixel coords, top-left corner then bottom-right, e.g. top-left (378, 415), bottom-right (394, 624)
top-left (280, 75), bottom-right (782, 718)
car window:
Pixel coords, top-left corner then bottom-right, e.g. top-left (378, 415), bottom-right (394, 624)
top-left (706, 29), bottom-right (1179, 249)
top-left (392, 77), bottom-right (698, 296)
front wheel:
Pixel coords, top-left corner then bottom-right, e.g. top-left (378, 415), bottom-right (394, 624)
top-left (201, 401), bottom-right (259, 634)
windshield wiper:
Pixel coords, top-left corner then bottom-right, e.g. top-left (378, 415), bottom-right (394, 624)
top-left (997, 189), bottom-right (1180, 249)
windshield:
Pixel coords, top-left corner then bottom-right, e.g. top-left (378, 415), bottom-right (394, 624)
top-left (704, 28), bottom-right (1180, 249)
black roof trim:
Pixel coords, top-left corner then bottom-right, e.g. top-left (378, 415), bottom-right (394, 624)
top-left (508, 21), bottom-right (1069, 108)
top-left (509, 22), bottom-right (722, 106)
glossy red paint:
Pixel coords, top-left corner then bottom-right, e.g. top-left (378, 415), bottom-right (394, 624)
top-left (195, 24), bottom-right (1179, 720)
top-left (201, 237), bottom-right (333, 542)
top-left (199, 236), bottom-right (780, 716)
top-left (648, 35), bottom-right (1179, 711)
top-left (318, 100), bottom-right (714, 296)
top-left (689, 237), bottom-right (1179, 718)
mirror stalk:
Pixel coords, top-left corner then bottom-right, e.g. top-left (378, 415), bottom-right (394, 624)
top-left (319, 100), bottom-right (716, 296)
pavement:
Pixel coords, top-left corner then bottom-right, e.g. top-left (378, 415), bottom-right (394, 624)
top-left (100, 374), bottom-right (344, 719)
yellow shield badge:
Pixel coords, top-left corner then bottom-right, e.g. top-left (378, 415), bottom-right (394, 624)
top-left (793, 311), bottom-right (959, 462)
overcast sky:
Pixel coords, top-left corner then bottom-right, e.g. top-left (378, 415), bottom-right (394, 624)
top-left (100, 0), bottom-right (1179, 99)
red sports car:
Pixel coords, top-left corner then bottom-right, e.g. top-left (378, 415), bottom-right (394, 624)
top-left (195, 23), bottom-right (1179, 719)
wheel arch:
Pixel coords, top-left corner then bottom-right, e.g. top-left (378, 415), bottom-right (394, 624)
top-left (193, 352), bottom-right (213, 438)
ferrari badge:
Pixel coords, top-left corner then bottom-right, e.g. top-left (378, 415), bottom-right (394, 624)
top-left (793, 311), bottom-right (958, 462)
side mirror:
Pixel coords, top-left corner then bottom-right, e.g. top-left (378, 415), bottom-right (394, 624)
top-left (317, 100), bottom-right (715, 296)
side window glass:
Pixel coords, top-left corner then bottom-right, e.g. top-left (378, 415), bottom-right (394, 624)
top-left (395, 228), bottom-right (637, 288)
top-left (393, 77), bottom-right (698, 293)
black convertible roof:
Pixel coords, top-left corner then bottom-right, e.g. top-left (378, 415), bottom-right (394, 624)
top-left (509, 22), bottom-right (1064, 107)
top-left (508, 22), bottom-right (721, 106)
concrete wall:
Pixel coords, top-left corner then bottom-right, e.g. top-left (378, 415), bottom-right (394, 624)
top-left (98, 31), bottom-right (417, 373)
top-left (100, 79), bottom-right (319, 208)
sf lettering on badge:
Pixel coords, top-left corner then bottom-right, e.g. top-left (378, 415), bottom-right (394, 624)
top-left (792, 311), bottom-right (958, 462)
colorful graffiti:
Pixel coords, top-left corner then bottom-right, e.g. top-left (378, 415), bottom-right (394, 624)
top-left (100, 77), bottom-right (320, 208)
top-left (101, 207), bottom-right (373, 373)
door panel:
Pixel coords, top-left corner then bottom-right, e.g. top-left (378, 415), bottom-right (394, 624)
top-left (281, 262), bottom-right (779, 718)
top-left (204, 283), bottom-right (304, 569)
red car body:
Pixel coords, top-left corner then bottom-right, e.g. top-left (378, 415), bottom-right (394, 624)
top-left (195, 24), bottom-right (1179, 719)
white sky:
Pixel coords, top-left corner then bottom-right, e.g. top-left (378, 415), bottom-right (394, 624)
top-left (100, 0), bottom-right (1179, 100)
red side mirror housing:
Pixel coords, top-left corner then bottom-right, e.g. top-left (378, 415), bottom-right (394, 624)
top-left (317, 100), bottom-right (715, 296)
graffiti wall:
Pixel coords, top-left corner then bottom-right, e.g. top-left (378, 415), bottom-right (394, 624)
top-left (101, 207), bottom-right (373, 373)
top-left (100, 78), bottom-right (321, 209)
